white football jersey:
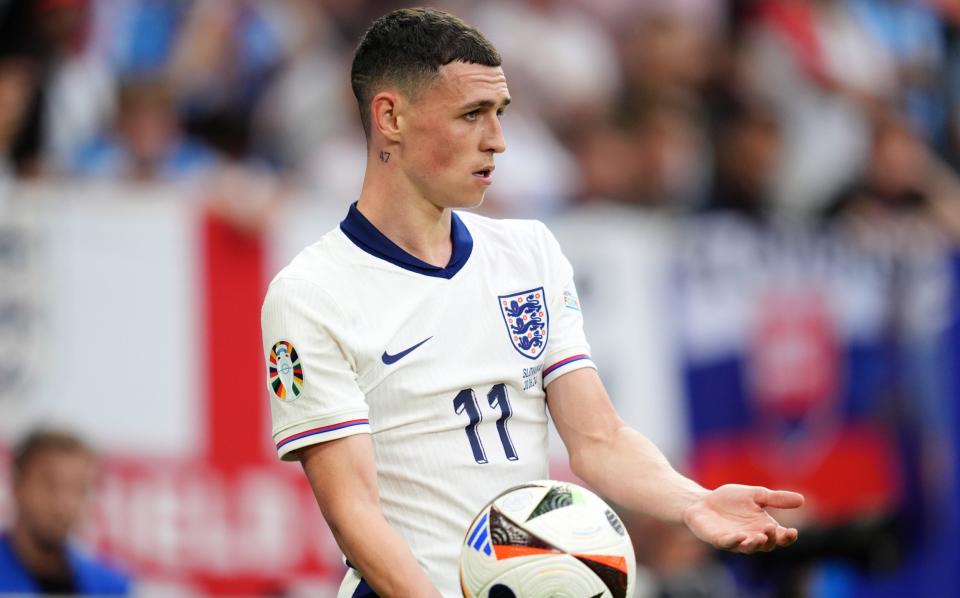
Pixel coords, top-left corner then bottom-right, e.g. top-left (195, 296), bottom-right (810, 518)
top-left (261, 203), bottom-right (595, 597)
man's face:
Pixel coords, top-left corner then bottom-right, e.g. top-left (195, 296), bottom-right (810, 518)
top-left (13, 451), bottom-right (97, 550)
top-left (398, 62), bottom-right (510, 209)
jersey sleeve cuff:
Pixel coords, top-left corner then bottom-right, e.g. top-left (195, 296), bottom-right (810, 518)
top-left (274, 413), bottom-right (370, 461)
top-left (542, 353), bottom-right (596, 387)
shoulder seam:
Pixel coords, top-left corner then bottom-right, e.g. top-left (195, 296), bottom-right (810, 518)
top-left (267, 275), bottom-right (350, 325)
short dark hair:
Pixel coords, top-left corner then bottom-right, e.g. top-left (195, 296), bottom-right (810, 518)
top-left (13, 429), bottom-right (94, 480)
top-left (351, 8), bottom-right (501, 138)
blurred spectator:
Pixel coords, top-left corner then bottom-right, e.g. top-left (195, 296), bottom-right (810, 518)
top-left (89, 0), bottom-right (188, 75)
top-left (566, 100), bottom-right (709, 210)
top-left (0, 6), bottom-right (39, 177)
top-left (170, 0), bottom-right (290, 161)
top-left (571, 0), bottom-right (723, 34)
top-left (471, 0), bottom-right (621, 127)
top-left (0, 430), bottom-right (129, 595)
top-left (0, 56), bottom-right (37, 195)
top-left (71, 76), bottom-right (219, 182)
top-left (315, 0), bottom-right (394, 44)
top-left (619, 13), bottom-right (717, 111)
top-left (826, 109), bottom-right (960, 248)
top-left (705, 98), bottom-right (782, 221)
top-left (572, 11), bottom-right (716, 210)
top-left (633, 100), bottom-right (710, 209)
top-left (0, 0), bottom-right (116, 177)
top-left (570, 120), bottom-right (645, 205)
top-left (848, 0), bottom-right (948, 146)
top-left (252, 0), bottom-right (352, 173)
top-left (736, 0), bottom-right (886, 216)
top-left (36, 0), bottom-right (117, 174)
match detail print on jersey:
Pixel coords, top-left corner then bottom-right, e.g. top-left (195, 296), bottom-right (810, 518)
top-left (269, 340), bottom-right (303, 401)
top-left (498, 287), bottom-right (549, 360)
top-left (562, 288), bottom-right (581, 311)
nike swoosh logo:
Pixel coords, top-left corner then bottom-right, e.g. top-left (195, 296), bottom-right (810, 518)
top-left (381, 336), bottom-right (432, 365)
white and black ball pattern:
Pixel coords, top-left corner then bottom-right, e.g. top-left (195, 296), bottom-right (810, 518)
top-left (460, 480), bottom-right (635, 598)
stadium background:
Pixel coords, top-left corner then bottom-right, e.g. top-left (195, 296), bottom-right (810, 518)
top-left (1, 0), bottom-right (959, 596)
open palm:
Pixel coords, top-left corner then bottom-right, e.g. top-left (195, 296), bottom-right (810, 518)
top-left (682, 484), bottom-right (804, 554)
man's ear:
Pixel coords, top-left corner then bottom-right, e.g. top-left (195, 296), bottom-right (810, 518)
top-left (372, 91), bottom-right (403, 143)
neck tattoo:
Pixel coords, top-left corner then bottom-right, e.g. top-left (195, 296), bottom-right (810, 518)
top-left (379, 151), bottom-right (391, 163)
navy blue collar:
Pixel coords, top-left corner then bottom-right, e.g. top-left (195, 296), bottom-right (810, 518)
top-left (339, 202), bottom-right (473, 279)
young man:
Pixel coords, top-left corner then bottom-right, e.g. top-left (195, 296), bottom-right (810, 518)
top-left (0, 430), bottom-right (129, 595)
top-left (261, 8), bottom-right (803, 597)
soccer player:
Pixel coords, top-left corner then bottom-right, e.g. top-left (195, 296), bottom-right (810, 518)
top-left (261, 8), bottom-right (804, 597)
top-left (0, 430), bottom-right (129, 595)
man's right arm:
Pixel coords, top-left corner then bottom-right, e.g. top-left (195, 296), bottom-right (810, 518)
top-left (296, 435), bottom-right (440, 598)
top-left (262, 277), bottom-right (438, 595)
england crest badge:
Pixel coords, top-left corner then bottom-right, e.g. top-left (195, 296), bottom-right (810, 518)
top-left (498, 287), bottom-right (549, 359)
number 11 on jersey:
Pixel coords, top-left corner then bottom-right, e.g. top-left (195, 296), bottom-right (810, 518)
top-left (452, 383), bottom-right (518, 464)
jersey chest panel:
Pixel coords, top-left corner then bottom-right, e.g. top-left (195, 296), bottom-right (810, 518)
top-left (342, 248), bottom-right (552, 464)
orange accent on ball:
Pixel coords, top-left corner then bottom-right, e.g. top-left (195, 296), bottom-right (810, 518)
top-left (493, 545), bottom-right (562, 560)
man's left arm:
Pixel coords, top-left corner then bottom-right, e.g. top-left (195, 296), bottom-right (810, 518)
top-left (547, 367), bottom-right (804, 554)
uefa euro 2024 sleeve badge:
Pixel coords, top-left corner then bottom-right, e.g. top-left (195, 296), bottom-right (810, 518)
top-left (498, 287), bottom-right (549, 360)
top-left (269, 341), bottom-right (303, 401)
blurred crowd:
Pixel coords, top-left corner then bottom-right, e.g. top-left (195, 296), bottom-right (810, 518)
top-left (0, 0), bottom-right (957, 233)
top-left (2, 0), bottom-right (960, 597)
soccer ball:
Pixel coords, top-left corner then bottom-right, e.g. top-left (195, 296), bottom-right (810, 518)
top-left (459, 480), bottom-right (635, 598)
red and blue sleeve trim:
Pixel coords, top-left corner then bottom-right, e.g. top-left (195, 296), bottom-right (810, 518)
top-left (543, 354), bottom-right (591, 377)
top-left (276, 419), bottom-right (369, 451)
